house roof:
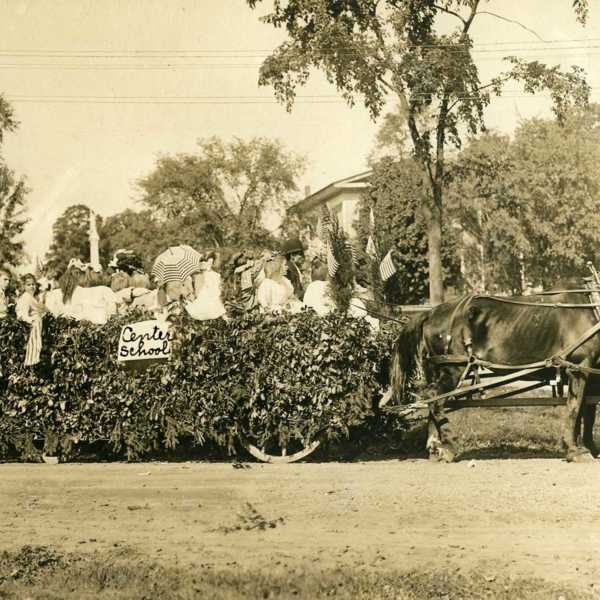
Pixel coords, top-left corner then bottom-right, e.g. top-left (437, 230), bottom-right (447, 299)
top-left (289, 170), bottom-right (372, 214)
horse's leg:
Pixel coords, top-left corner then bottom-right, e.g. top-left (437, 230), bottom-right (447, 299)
top-left (427, 367), bottom-right (458, 463)
top-left (582, 403), bottom-right (598, 458)
top-left (564, 364), bottom-right (595, 463)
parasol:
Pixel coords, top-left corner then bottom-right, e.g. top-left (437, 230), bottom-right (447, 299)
top-left (151, 245), bottom-right (203, 287)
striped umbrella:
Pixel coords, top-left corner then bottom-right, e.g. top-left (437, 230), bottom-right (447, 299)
top-left (151, 245), bottom-right (203, 287)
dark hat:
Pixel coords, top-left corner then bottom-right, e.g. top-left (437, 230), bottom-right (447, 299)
top-left (281, 238), bottom-right (304, 256)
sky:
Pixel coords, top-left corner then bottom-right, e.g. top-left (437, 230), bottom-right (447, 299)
top-left (1, 0), bottom-right (599, 261)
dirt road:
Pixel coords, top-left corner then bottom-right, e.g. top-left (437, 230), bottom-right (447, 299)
top-left (1, 459), bottom-right (599, 593)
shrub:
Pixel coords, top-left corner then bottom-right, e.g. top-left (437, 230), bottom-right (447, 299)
top-left (0, 309), bottom-right (393, 460)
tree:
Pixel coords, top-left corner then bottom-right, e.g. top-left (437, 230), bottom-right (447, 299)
top-left (100, 207), bottom-right (235, 269)
top-left (0, 94), bottom-right (28, 269)
top-left (446, 104), bottom-right (600, 292)
top-left (0, 167), bottom-right (28, 268)
top-left (45, 205), bottom-right (101, 277)
top-left (358, 157), bottom-right (461, 304)
top-left (137, 136), bottom-right (306, 245)
top-left (247, 0), bottom-right (590, 304)
top-left (447, 131), bottom-right (526, 293)
top-left (510, 106), bottom-right (600, 287)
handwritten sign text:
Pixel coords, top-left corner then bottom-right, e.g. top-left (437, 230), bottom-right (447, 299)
top-left (117, 320), bottom-right (172, 363)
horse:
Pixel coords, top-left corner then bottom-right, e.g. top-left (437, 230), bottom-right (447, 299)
top-left (391, 289), bottom-right (600, 463)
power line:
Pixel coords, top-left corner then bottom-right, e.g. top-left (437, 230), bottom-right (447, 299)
top-left (0, 37), bottom-right (600, 55)
top-left (0, 47), bottom-right (598, 58)
top-left (0, 48), bottom-right (598, 72)
top-left (6, 90), bottom-right (598, 105)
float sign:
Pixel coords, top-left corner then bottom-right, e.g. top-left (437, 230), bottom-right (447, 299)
top-left (117, 320), bottom-right (172, 369)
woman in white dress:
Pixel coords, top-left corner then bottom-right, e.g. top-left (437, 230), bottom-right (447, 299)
top-left (256, 254), bottom-right (303, 313)
top-left (45, 259), bottom-right (120, 325)
top-left (303, 258), bottom-right (378, 330)
top-left (185, 252), bottom-right (227, 321)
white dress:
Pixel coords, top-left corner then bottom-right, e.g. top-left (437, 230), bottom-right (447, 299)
top-left (303, 280), bottom-right (335, 316)
top-left (185, 271), bottom-right (226, 321)
top-left (16, 291), bottom-right (45, 366)
top-left (303, 281), bottom-right (379, 329)
top-left (257, 276), bottom-right (301, 311)
top-left (45, 286), bottom-right (119, 325)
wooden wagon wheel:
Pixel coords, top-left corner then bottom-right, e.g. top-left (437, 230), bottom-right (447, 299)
top-left (238, 432), bottom-right (321, 464)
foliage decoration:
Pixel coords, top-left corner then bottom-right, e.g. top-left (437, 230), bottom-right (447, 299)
top-left (0, 309), bottom-right (392, 461)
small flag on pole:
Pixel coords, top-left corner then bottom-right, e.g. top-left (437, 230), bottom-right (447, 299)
top-left (327, 243), bottom-right (339, 278)
top-left (320, 206), bottom-right (332, 237)
top-left (379, 249), bottom-right (397, 281)
top-left (315, 217), bottom-right (324, 241)
top-left (345, 239), bottom-right (358, 265)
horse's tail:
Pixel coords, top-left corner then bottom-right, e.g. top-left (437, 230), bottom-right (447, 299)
top-left (390, 311), bottom-right (428, 404)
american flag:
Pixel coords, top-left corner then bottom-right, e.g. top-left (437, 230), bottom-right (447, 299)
top-left (379, 249), bottom-right (397, 281)
top-left (240, 268), bottom-right (253, 290)
top-left (24, 319), bottom-right (42, 366)
top-left (315, 217), bottom-right (324, 241)
top-left (320, 206), bottom-right (332, 238)
top-left (327, 242), bottom-right (339, 278)
top-left (345, 239), bottom-right (358, 265)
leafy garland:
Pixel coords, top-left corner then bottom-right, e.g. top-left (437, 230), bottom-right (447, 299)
top-left (0, 309), bottom-right (394, 461)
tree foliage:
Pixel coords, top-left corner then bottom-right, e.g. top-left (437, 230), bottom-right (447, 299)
top-left (247, 0), bottom-right (590, 303)
top-left (448, 105), bottom-right (600, 292)
top-left (0, 94), bottom-right (28, 269)
top-left (359, 157), bottom-right (461, 304)
top-left (45, 205), bottom-right (101, 277)
top-left (0, 168), bottom-right (28, 269)
top-left (510, 107), bottom-right (600, 287)
top-left (137, 136), bottom-right (306, 246)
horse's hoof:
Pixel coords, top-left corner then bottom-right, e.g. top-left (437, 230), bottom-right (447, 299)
top-left (439, 444), bottom-right (457, 463)
top-left (566, 450), bottom-right (596, 463)
top-left (428, 451), bottom-right (442, 462)
top-left (584, 443), bottom-right (599, 458)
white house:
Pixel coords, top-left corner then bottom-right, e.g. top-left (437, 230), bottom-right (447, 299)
top-left (289, 171), bottom-right (371, 238)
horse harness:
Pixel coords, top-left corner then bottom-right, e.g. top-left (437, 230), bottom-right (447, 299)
top-left (424, 266), bottom-right (600, 409)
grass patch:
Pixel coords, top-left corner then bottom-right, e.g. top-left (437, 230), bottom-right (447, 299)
top-left (0, 545), bottom-right (594, 599)
top-left (316, 406), bottom-right (569, 462)
top-left (449, 406), bottom-right (566, 459)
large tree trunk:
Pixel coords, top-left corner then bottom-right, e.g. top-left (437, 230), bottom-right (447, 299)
top-left (428, 193), bottom-right (444, 306)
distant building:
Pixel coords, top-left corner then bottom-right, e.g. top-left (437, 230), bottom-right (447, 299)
top-left (289, 171), bottom-right (371, 238)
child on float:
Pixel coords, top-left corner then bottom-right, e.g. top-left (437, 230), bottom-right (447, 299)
top-left (303, 256), bottom-right (379, 330)
top-left (185, 251), bottom-right (227, 321)
top-left (16, 273), bottom-right (48, 366)
top-left (256, 251), bottom-right (303, 313)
